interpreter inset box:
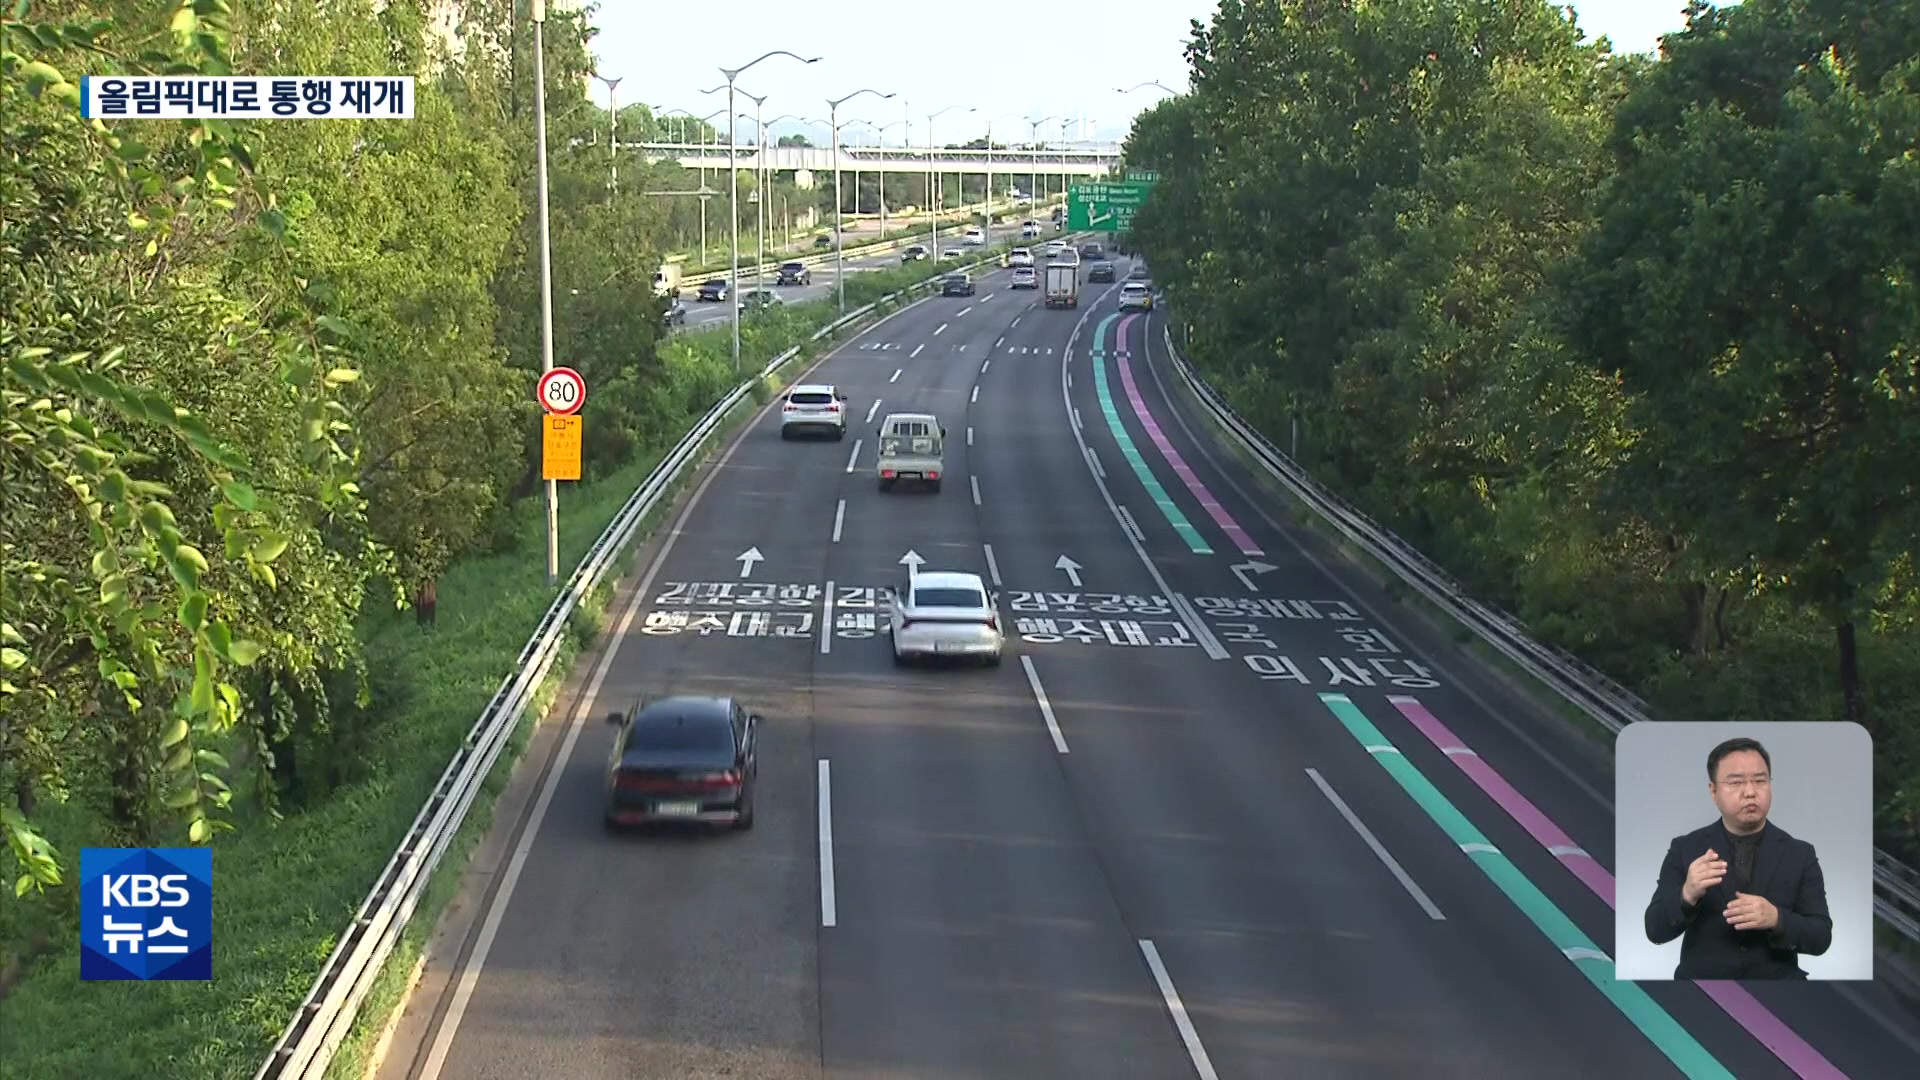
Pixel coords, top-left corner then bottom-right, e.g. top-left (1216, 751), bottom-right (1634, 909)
top-left (1615, 721), bottom-right (1873, 981)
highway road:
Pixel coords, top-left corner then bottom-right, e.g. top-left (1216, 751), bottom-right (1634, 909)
top-left (375, 255), bottom-right (1920, 1079)
top-left (674, 218), bottom-right (1050, 331)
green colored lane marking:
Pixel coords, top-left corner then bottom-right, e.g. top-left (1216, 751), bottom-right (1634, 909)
top-left (1089, 314), bottom-right (1212, 554)
top-left (1315, 694), bottom-right (1734, 1079)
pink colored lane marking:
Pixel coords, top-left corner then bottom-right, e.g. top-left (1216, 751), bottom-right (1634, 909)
top-left (1112, 314), bottom-right (1263, 555)
top-left (1386, 695), bottom-right (1846, 1079)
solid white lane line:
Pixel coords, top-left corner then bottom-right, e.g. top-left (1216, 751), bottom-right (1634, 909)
top-left (821, 578), bottom-right (835, 654)
top-left (864, 399), bottom-right (880, 423)
top-left (934, 323), bottom-right (947, 335)
top-left (967, 426), bottom-right (974, 446)
top-left (970, 475), bottom-right (982, 506)
top-left (911, 343), bottom-right (925, 358)
top-left (982, 358), bottom-right (991, 373)
top-left (983, 543), bottom-right (1002, 586)
top-left (889, 368), bottom-right (902, 383)
top-left (1138, 940), bottom-right (1219, 1080)
top-left (970, 385), bottom-right (979, 404)
top-left (844, 439), bottom-right (862, 473)
top-left (1305, 767), bottom-right (1446, 920)
top-left (818, 759), bottom-right (836, 927)
top-left (1019, 656), bottom-right (1069, 754)
top-left (832, 499), bottom-right (845, 543)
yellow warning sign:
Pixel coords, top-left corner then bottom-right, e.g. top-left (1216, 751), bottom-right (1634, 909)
top-left (542, 414), bottom-right (582, 481)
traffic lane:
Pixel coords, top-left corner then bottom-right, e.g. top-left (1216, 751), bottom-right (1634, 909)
top-left (811, 309), bottom-right (1199, 1078)
top-left (1080, 302), bottom-right (1872, 1073)
top-left (1118, 306), bottom-right (1920, 1071)
top-left (977, 302), bottom-right (1674, 1077)
top-left (394, 300), bottom-right (945, 1080)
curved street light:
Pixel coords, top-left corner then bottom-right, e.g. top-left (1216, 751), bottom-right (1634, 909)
top-left (925, 105), bottom-right (974, 257)
top-left (826, 88), bottom-right (897, 312)
top-left (717, 50), bottom-right (821, 368)
top-left (1028, 113), bottom-right (1063, 214)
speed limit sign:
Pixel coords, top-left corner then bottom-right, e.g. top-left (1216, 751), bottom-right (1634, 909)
top-left (537, 367), bottom-right (586, 416)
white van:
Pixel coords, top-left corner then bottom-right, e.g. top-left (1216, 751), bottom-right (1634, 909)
top-left (962, 225), bottom-right (986, 246)
top-left (876, 413), bottom-right (945, 491)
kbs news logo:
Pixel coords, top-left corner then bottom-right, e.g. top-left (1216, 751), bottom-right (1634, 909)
top-left (79, 848), bottom-right (213, 981)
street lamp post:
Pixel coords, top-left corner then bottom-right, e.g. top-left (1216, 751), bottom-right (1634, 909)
top-left (590, 72), bottom-right (621, 195)
top-left (925, 105), bottom-right (973, 258)
top-left (1028, 114), bottom-right (1061, 218)
top-left (531, 0), bottom-right (560, 586)
top-left (738, 90), bottom-right (769, 290)
top-left (827, 87), bottom-right (896, 312)
top-left (867, 120), bottom-right (907, 237)
top-left (718, 51), bottom-right (820, 370)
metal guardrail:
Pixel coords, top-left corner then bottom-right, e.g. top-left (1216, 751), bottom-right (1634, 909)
top-left (1156, 321), bottom-right (1920, 946)
top-left (252, 240), bottom-right (1038, 1080)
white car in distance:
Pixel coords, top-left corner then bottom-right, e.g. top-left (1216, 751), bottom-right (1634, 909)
top-left (1007, 248), bottom-right (1035, 268)
top-left (780, 384), bottom-right (848, 439)
top-left (962, 225), bottom-right (986, 245)
top-left (889, 571), bottom-right (1003, 666)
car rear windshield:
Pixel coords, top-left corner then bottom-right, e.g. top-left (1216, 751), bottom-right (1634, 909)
top-left (627, 717), bottom-right (733, 755)
top-left (781, 262), bottom-right (803, 271)
top-left (911, 587), bottom-right (985, 609)
top-left (789, 391), bottom-right (833, 405)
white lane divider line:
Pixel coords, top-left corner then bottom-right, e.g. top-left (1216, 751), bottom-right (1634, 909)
top-left (934, 323), bottom-right (948, 335)
top-left (996, 335), bottom-right (1006, 348)
top-left (1305, 767), bottom-right (1445, 920)
top-left (970, 475), bottom-right (982, 506)
top-left (844, 438), bottom-right (862, 474)
top-left (982, 358), bottom-right (991, 373)
top-left (1138, 940), bottom-right (1218, 1080)
top-left (864, 399), bottom-right (881, 423)
top-left (1074, 407), bottom-right (1083, 430)
top-left (970, 385), bottom-right (980, 404)
top-left (889, 368), bottom-right (902, 383)
top-left (967, 426), bottom-right (974, 447)
top-left (1019, 656), bottom-right (1069, 754)
top-left (1012, 316), bottom-right (1022, 328)
top-left (818, 759), bottom-right (836, 927)
top-left (821, 578), bottom-right (835, 655)
top-left (983, 543), bottom-right (1002, 586)
top-left (1086, 448), bottom-right (1105, 479)
top-left (958, 306), bottom-right (971, 317)
top-left (911, 343), bottom-right (925, 358)
top-left (832, 499), bottom-right (845, 543)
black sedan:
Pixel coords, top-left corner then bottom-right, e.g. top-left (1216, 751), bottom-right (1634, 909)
top-left (603, 695), bottom-right (759, 831)
top-left (696, 279), bottom-right (730, 302)
top-left (775, 261), bottom-right (812, 286)
top-left (941, 272), bottom-right (976, 297)
top-left (1087, 260), bottom-right (1116, 283)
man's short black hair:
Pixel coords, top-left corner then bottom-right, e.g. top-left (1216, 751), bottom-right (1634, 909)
top-left (1708, 737), bottom-right (1771, 782)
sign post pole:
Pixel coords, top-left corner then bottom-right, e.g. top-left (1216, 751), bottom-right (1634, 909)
top-left (537, 368), bottom-right (588, 573)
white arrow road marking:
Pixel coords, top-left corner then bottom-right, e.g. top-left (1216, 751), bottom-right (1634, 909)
top-left (736, 547), bottom-right (764, 578)
top-left (1054, 555), bottom-right (1083, 587)
top-left (1229, 560), bottom-right (1279, 592)
top-left (899, 549), bottom-right (924, 575)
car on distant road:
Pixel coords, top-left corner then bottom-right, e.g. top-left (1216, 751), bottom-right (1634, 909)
top-left (1043, 241), bottom-right (1066, 258)
top-left (962, 225), bottom-right (986, 245)
top-left (1087, 260), bottom-right (1116, 283)
top-left (1021, 221), bottom-right (1040, 238)
top-left (1118, 281), bottom-right (1154, 312)
top-left (742, 289), bottom-right (782, 312)
top-left (781, 383), bottom-right (849, 439)
top-left (665, 299), bottom-right (688, 326)
top-left (902, 244), bottom-right (930, 262)
top-left (1128, 263), bottom-right (1150, 281)
top-left (941, 271), bottom-right (976, 297)
top-left (696, 279), bottom-right (730, 302)
top-left (1010, 266), bottom-right (1037, 289)
top-left (1007, 248), bottom-right (1034, 268)
top-left (939, 248), bottom-right (964, 262)
top-left (1079, 242), bottom-right (1105, 260)
top-left (876, 411), bottom-right (944, 491)
top-left (814, 235), bottom-right (834, 249)
top-left (774, 261), bottom-right (812, 286)
top-left (888, 570), bottom-right (1003, 666)
top-left (602, 695), bottom-right (759, 831)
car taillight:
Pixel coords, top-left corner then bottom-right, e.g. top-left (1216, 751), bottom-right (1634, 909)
top-left (881, 468), bottom-right (895, 478)
top-left (984, 613), bottom-right (998, 632)
top-left (826, 403), bottom-right (840, 412)
top-left (926, 470), bottom-right (939, 479)
top-left (696, 770), bottom-right (741, 789)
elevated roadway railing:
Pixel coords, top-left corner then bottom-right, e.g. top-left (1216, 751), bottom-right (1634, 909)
top-left (251, 233), bottom-right (1073, 1080)
top-left (623, 140), bottom-right (1121, 175)
top-left (1153, 318), bottom-right (1920, 947)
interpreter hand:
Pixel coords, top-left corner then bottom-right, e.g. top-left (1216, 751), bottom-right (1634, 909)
top-left (1681, 848), bottom-right (1727, 906)
top-left (1725, 892), bottom-right (1779, 932)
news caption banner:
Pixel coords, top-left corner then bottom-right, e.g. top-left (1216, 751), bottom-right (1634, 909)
top-left (635, 552), bottom-right (1442, 691)
top-left (80, 76), bottom-right (414, 120)
top-left (79, 847), bottom-right (213, 981)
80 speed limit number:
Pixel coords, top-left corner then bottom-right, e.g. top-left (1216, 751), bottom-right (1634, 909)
top-left (537, 366), bottom-right (587, 416)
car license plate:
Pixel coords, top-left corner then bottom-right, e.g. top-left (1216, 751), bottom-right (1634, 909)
top-left (900, 471), bottom-right (921, 479)
top-left (935, 642), bottom-right (965, 653)
top-left (654, 801), bottom-right (700, 817)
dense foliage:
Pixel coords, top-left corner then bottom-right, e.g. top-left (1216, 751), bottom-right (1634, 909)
top-left (1125, 0), bottom-right (1920, 861)
top-left (0, 0), bottom-right (744, 931)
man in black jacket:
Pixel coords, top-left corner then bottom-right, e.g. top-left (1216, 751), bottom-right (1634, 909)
top-left (1643, 737), bottom-right (1833, 979)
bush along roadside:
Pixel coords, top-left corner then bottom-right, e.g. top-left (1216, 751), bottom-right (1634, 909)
top-left (0, 241), bottom-right (1013, 1080)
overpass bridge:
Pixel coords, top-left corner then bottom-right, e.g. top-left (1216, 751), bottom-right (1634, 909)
top-left (620, 141), bottom-right (1122, 178)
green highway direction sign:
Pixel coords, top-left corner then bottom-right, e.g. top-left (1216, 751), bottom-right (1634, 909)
top-left (1067, 180), bottom-right (1153, 232)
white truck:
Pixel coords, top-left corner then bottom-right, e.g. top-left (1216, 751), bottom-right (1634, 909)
top-left (1044, 261), bottom-right (1078, 309)
top-left (652, 261), bottom-right (683, 298)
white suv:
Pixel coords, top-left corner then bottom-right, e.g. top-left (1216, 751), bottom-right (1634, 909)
top-left (889, 571), bottom-right (1002, 666)
top-left (780, 384), bottom-right (848, 439)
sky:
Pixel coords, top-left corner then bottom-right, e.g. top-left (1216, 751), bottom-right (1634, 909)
top-left (579, 1), bottom-right (1723, 146)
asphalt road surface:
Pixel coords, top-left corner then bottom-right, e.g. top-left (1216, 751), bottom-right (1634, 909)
top-left (376, 257), bottom-right (1920, 1079)
top-left (675, 219), bottom-right (1050, 331)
